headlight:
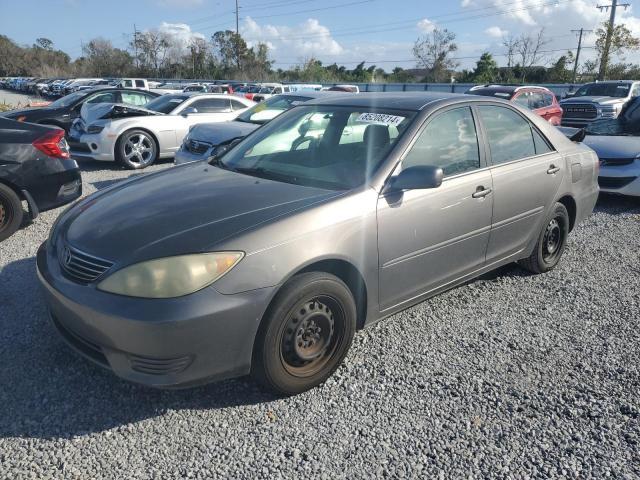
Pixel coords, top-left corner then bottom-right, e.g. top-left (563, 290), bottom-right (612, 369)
top-left (97, 252), bottom-right (244, 298)
top-left (87, 124), bottom-right (104, 134)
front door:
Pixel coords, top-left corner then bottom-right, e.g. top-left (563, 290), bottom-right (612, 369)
top-left (377, 106), bottom-right (494, 311)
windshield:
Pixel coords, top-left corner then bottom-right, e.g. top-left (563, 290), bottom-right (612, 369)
top-left (236, 95), bottom-right (313, 125)
top-left (574, 83), bottom-right (631, 98)
top-left (48, 91), bottom-right (87, 108)
top-left (221, 105), bottom-right (417, 190)
top-left (144, 94), bottom-right (189, 114)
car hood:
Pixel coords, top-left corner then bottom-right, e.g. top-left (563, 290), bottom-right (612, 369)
top-left (582, 134), bottom-right (640, 159)
top-left (80, 102), bottom-right (162, 124)
top-left (188, 121), bottom-right (259, 145)
top-left (63, 163), bottom-right (339, 263)
top-left (561, 96), bottom-right (626, 105)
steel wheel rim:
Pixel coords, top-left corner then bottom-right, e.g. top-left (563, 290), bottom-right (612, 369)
top-left (124, 134), bottom-right (154, 166)
top-left (279, 295), bottom-right (343, 377)
top-left (542, 217), bottom-right (563, 263)
top-left (0, 196), bottom-right (13, 232)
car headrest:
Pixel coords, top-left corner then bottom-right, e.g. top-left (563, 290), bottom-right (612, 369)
top-left (363, 124), bottom-right (390, 150)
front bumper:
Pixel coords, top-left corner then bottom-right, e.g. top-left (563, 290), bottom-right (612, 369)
top-left (68, 128), bottom-right (116, 162)
top-left (37, 242), bottom-right (275, 388)
top-left (598, 160), bottom-right (640, 196)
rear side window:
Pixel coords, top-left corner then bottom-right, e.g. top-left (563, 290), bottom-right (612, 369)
top-left (542, 93), bottom-right (555, 107)
top-left (478, 105), bottom-right (536, 164)
top-left (403, 106), bottom-right (480, 177)
top-left (121, 92), bottom-right (152, 106)
top-left (532, 128), bottom-right (553, 155)
top-left (230, 99), bottom-right (247, 110)
top-left (135, 80), bottom-right (145, 88)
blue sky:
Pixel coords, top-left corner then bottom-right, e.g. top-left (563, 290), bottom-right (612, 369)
top-left (2, 0), bottom-right (640, 70)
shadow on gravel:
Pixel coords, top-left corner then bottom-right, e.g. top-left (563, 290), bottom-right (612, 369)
top-left (75, 158), bottom-right (174, 173)
top-left (0, 257), bottom-right (276, 441)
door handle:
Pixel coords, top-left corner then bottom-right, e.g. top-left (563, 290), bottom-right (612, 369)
top-left (472, 186), bottom-right (492, 199)
top-left (547, 165), bottom-right (560, 175)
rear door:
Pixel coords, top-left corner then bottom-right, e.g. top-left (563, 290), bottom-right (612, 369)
top-left (476, 104), bottom-right (564, 262)
top-left (377, 105), bottom-right (493, 311)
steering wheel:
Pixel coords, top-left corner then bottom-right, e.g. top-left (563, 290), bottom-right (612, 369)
top-left (290, 136), bottom-right (317, 151)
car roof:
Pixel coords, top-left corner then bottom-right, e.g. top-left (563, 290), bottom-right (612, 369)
top-left (280, 91), bottom-right (336, 99)
top-left (304, 92), bottom-right (467, 110)
top-left (467, 84), bottom-right (551, 95)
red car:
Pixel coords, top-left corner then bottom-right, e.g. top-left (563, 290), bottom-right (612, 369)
top-left (466, 85), bottom-right (563, 126)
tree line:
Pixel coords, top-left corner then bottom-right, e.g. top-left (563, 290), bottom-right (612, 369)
top-left (1, 20), bottom-right (639, 84)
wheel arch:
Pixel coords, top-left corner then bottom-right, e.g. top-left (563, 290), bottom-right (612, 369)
top-left (557, 194), bottom-right (577, 231)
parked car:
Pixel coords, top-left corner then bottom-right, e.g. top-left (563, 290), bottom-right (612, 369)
top-left (0, 118), bottom-right (81, 241)
top-left (251, 83), bottom-right (291, 102)
top-left (2, 88), bottom-right (160, 133)
top-left (568, 95), bottom-right (640, 196)
top-left (68, 93), bottom-right (255, 169)
top-left (117, 79), bottom-right (150, 91)
top-left (38, 92), bottom-right (598, 395)
top-left (175, 91), bottom-right (332, 165)
top-left (560, 80), bottom-right (640, 127)
top-left (466, 85), bottom-right (563, 125)
top-left (325, 84), bottom-right (360, 93)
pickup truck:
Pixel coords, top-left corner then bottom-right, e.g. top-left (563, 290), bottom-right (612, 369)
top-left (560, 80), bottom-right (640, 127)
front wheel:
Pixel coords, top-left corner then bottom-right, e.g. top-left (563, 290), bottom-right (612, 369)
top-left (252, 272), bottom-right (357, 396)
top-left (519, 202), bottom-right (569, 274)
top-left (116, 130), bottom-right (158, 169)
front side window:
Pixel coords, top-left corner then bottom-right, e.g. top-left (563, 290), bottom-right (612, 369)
top-left (403, 107), bottom-right (480, 177)
top-left (235, 95), bottom-right (314, 124)
top-left (220, 106), bottom-right (416, 190)
top-left (190, 98), bottom-right (231, 113)
top-left (478, 105), bottom-right (536, 164)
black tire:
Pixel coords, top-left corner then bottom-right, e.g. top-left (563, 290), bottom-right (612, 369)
top-left (519, 202), bottom-right (569, 274)
top-left (0, 184), bottom-right (24, 242)
top-left (115, 129), bottom-right (158, 169)
top-left (252, 272), bottom-right (357, 396)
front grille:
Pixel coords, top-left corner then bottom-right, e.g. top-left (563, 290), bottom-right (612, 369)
top-left (563, 104), bottom-right (598, 119)
top-left (128, 354), bottom-right (193, 375)
top-left (186, 139), bottom-right (212, 155)
top-left (598, 176), bottom-right (637, 189)
top-left (600, 157), bottom-right (635, 167)
top-left (59, 244), bottom-right (114, 284)
top-left (51, 313), bottom-right (109, 366)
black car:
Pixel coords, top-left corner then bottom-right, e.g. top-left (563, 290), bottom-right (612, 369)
top-left (2, 88), bottom-right (160, 133)
top-left (0, 118), bottom-right (82, 241)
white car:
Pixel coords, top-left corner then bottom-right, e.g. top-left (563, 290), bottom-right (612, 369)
top-left (68, 93), bottom-right (255, 169)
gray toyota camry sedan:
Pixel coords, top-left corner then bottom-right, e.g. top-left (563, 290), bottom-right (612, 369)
top-left (37, 93), bottom-right (599, 395)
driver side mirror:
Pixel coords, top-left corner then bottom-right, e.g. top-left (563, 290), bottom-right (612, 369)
top-left (386, 165), bottom-right (443, 192)
top-left (181, 107), bottom-right (198, 116)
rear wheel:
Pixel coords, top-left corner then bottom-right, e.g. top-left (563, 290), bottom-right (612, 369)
top-left (252, 272), bottom-right (356, 395)
top-left (0, 184), bottom-right (24, 242)
top-left (519, 202), bottom-right (569, 274)
top-left (116, 129), bottom-right (158, 169)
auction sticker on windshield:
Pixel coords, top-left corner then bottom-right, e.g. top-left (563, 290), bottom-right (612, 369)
top-left (356, 112), bottom-right (405, 126)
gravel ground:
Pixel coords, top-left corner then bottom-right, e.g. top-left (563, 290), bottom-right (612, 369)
top-left (0, 161), bottom-right (639, 479)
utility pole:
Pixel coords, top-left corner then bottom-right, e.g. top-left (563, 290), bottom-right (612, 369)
top-left (597, 0), bottom-right (631, 80)
top-left (235, 0), bottom-right (239, 35)
top-left (571, 28), bottom-right (592, 83)
top-left (133, 24), bottom-right (138, 70)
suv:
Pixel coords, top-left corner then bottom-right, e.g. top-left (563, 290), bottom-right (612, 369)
top-left (466, 85), bottom-right (563, 125)
top-left (560, 80), bottom-right (640, 127)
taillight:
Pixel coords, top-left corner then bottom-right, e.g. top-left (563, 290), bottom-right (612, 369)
top-left (33, 129), bottom-right (70, 159)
